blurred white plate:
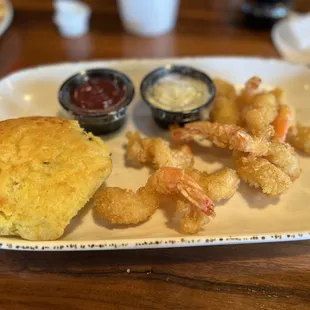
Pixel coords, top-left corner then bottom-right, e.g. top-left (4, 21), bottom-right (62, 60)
top-left (0, 0), bottom-right (13, 38)
top-left (272, 15), bottom-right (310, 65)
top-left (0, 57), bottom-right (309, 251)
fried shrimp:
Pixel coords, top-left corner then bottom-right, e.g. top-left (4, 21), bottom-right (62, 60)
top-left (234, 152), bottom-right (292, 196)
top-left (233, 139), bottom-right (300, 195)
top-left (272, 104), bottom-right (293, 142)
top-left (126, 131), bottom-right (194, 169)
top-left (94, 187), bottom-right (159, 224)
top-left (95, 167), bottom-right (215, 228)
top-left (242, 92), bottom-right (278, 138)
top-left (265, 141), bottom-right (301, 181)
top-left (186, 167), bottom-right (240, 201)
top-left (210, 78), bottom-right (240, 125)
top-left (176, 168), bottom-right (240, 234)
top-left (210, 96), bottom-right (240, 125)
top-left (145, 167), bottom-right (215, 216)
top-left (171, 122), bottom-right (269, 156)
top-left (287, 124), bottom-right (310, 154)
top-left (126, 131), bottom-right (153, 164)
top-left (237, 76), bottom-right (262, 108)
top-left (213, 78), bottom-right (237, 99)
top-left (270, 87), bottom-right (284, 105)
top-left (178, 202), bottom-right (206, 234)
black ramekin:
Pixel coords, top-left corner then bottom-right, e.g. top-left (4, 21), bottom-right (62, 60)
top-left (58, 68), bottom-right (135, 135)
top-left (140, 65), bottom-right (216, 129)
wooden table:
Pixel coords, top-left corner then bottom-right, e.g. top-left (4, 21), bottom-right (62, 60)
top-left (0, 1), bottom-right (310, 309)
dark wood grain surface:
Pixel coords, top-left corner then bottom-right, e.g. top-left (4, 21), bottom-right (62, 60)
top-left (0, 1), bottom-right (310, 309)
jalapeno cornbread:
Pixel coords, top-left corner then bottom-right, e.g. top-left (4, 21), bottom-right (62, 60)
top-left (0, 117), bottom-right (112, 240)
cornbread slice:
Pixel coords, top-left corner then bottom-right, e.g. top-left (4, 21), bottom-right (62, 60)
top-left (0, 117), bottom-right (112, 240)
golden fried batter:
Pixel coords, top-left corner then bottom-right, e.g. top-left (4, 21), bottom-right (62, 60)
top-left (176, 167), bottom-right (240, 234)
top-left (213, 78), bottom-right (237, 99)
top-left (270, 87), bottom-right (284, 105)
top-left (94, 167), bottom-right (215, 230)
top-left (126, 131), bottom-right (194, 169)
top-left (95, 187), bottom-right (159, 224)
top-left (171, 122), bottom-right (269, 156)
top-left (178, 203), bottom-right (207, 234)
top-left (237, 76), bottom-right (261, 108)
top-left (242, 92), bottom-right (278, 138)
top-left (288, 125), bottom-right (310, 154)
top-left (234, 153), bottom-right (292, 196)
top-left (211, 78), bottom-right (240, 125)
top-left (265, 141), bottom-right (301, 181)
top-left (187, 168), bottom-right (240, 202)
top-left (210, 96), bottom-right (240, 125)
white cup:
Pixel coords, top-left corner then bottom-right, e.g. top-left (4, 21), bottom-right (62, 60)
top-left (54, 15), bottom-right (90, 38)
top-left (53, 0), bottom-right (91, 38)
top-left (117, 0), bottom-right (180, 37)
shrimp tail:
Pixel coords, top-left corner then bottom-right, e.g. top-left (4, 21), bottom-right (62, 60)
top-left (272, 104), bottom-right (293, 142)
top-left (171, 127), bottom-right (189, 143)
top-left (176, 182), bottom-right (215, 217)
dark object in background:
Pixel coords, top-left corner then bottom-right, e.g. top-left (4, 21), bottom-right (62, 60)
top-left (241, 0), bottom-right (294, 28)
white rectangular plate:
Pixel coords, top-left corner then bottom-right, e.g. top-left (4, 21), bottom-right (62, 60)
top-left (0, 57), bottom-right (310, 251)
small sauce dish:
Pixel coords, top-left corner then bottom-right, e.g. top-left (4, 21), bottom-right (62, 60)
top-left (58, 68), bottom-right (135, 135)
top-left (140, 65), bottom-right (216, 128)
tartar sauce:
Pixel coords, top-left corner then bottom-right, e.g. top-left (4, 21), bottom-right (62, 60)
top-left (145, 74), bottom-right (210, 112)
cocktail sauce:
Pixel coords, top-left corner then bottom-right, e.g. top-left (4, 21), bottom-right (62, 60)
top-left (71, 78), bottom-right (126, 110)
top-left (58, 68), bottom-right (134, 135)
